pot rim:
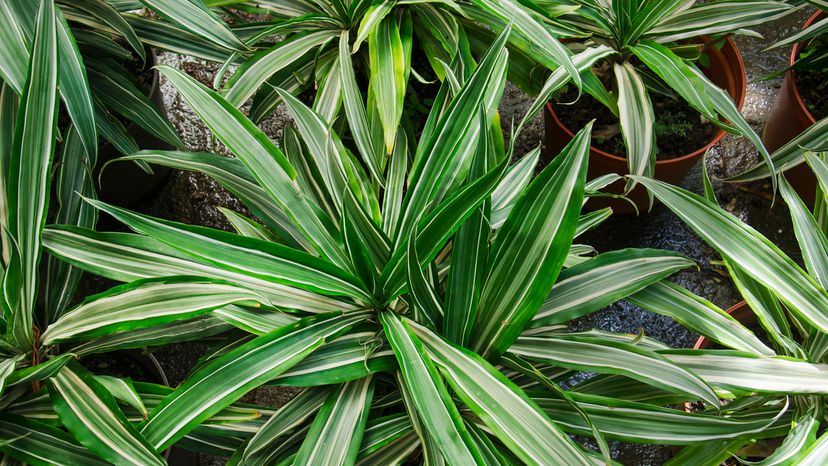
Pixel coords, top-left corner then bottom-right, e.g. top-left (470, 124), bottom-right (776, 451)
top-left (545, 36), bottom-right (747, 166)
top-left (788, 10), bottom-right (824, 127)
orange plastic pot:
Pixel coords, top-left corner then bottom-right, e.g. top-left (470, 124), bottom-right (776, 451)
top-left (544, 37), bottom-right (746, 214)
top-left (761, 10), bottom-right (824, 206)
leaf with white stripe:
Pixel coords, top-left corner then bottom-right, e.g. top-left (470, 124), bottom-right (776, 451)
top-left (140, 311), bottom-right (369, 450)
top-left (273, 330), bottom-right (395, 386)
top-left (531, 248), bottom-right (693, 327)
top-left (627, 281), bottom-right (775, 357)
top-left (42, 226), bottom-right (353, 313)
top-left (84, 198), bottom-right (372, 302)
top-left (379, 311), bottom-right (484, 465)
top-left (293, 377), bottom-right (375, 466)
top-left (780, 175), bottom-right (828, 288)
top-left (94, 375), bottom-right (147, 419)
top-left (56, 10), bottom-right (96, 161)
top-left (471, 122), bottom-right (591, 358)
top-left (157, 65), bottom-right (348, 267)
top-left (139, 0), bottom-right (247, 52)
top-left (0, 0), bottom-right (29, 93)
top-left (490, 147), bottom-right (538, 229)
top-left (5, 0), bottom-right (58, 350)
top-left (631, 175), bottom-right (828, 334)
top-left (662, 350), bottom-right (828, 394)
top-left (41, 276), bottom-right (267, 344)
top-left (648, 1), bottom-right (792, 43)
top-left (369, 12), bottom-right (410, 154)
top-left (410, 319), bottom-right (593, 466)
top-left (727, 117), bottom-right (828, 183)
top-left (0, 415), bottom-right (109, 466)
top-left (614, 61), bottom-right (655, 191)
top-left (242, 387), bottom-right (331, 465)
top-left (511, 334), bottom-right (720, 407)
top-left (48, 362), bottom-right (165, 465)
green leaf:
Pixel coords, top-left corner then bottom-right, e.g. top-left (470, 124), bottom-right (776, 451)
top-left (614, 61), bottom-right (655, 191)
top-left (379, 311), bottom-right (484, 465)
top-left (293, 377), bottom-right (375, 466)
top-left (48, 362), bottom-right (165, 465)
top-left (631, 176), bottom-right (828, 335)
top-left (780, 175), bottom-right (828, 288)
top-left (224, 31), bottom-right (335, 107)
top-left (631, 41), bottom-right (774, 190)
top-left (369, 12), bottom-right (410, 154)
top-left (490, 147), bottom-right (538, 229)
top-left (62, 0), bottom-right (145, 60)
top-left (41, 276), bottom-right (268, 344)
top-left (242, 387), bottom-right (330, 465)
top-left (0, 414), bottom-right (110, 466)
top-left (471, 122), bottom-right (591, 358)
top-left (157, 65), bottom-right (349, 268)
top-left (648, 1), bottom-right (792, 43)
top-left (627, 281), bottom-right (775, 357)
top-left (139, 0), bottom-right (248, 51)
top-left (531, 248), bottom-right (693, 327)
top-left (83, 196), bottom-right (371, 303)
top-left (6, 0), bottom-right (59, 350)
top-left (55, 10), bottom-right (97, 161)
top-left (5, 353), bottom-right (77, 387)
top-left (140, 311), bottom-right (368, 450)
top-left (42, 226), bottom-right (353, 313)
top-left (339, 30), bottom-right (384, 184)
top-left (410, 319), bottom-right (592, 466)
top-left (662, 350), bottom-right (828, 395)
top-left (511, 334), bottom-right (720, 407)
top-left (0, 0), bottom-right (29, 93)
top-left (94, 375), bottom-right (148, 419)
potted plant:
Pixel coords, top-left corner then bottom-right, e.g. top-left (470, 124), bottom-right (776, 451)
top-left (37, 29), bottom-right (828, 463)
top-left (0, 3), bottom-right (252, 463)
top-left (728, 5), bottom-right (828, 205)
top-left (536, 0), bottom-right (792, 212)
top-left (634, 147), bottom-right (828, 462)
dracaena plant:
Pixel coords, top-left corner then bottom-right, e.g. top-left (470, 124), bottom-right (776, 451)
top-left (515, 0), bottom-right (793, 192)
top-left (164, 0), bottom-right (590, 158)
top-left (766, 0), bottom-right (828, 78)
top-left (25, 27), bottom-right (816, 464)
top-left (0, 2), bottom-right (256, 464)
top-left (629, 152), bottom-right (828, 463)
top-left (0, 0), bottom-right (205, 161)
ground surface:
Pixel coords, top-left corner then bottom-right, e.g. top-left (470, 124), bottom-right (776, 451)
top-left (118, 7), bottom-right (816, 465)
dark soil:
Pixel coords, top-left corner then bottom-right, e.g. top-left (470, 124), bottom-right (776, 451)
top-left (554, 87), bottom-right (716, 160)
top-left (82, 351), bottom-right (161, 384)
top-left (797, 68), bottom-right (828, 121)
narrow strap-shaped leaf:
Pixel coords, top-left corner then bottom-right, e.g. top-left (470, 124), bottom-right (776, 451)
top-left (242, 387), bottom-right (331, 465)
top-left (631, 41), bottom-right (774, 190)
top-left (396, 371), bottom-right (446, 466)
top-left (397, 25), bottom-right (509, 242)
top-left (140, 311), bottom-right (368, 450)
top-left (0, 0), bottom-right (29, 93)
top-left (511, 335), bottom-right (720, 406)
top-left (293, 376), bottom-right (375, 466)
top-left (218, 207), bottom-right (281, 242)
top-left (531, 248), bottom-right (693, 327)
top-left (48, 362), bottom-right (166, 465)
top-left (0, 355), bottom-right (22, 397)
top-left (780, 175), bottom-right (828, 288)
top-left (797, 429), bottom-right (828, 465)
top-left (472, 122), bottom-right (591, 358)
top-left (381, 131), bottom-right (408, 238)
top-left (55, 10), bottom-right (97, 161)
top-left (139, 0), bottom-right (247, 51)
top-left (224, 30), bottom-right (335, 107)
top-left (157, 65), bottom-right (349, 267)
top-left (406, 230), bottom-right (443, 330)
top-left (648, 1), bottom-right (792, 43)
top-left (311, 52), bottom-right (343, 124)
top-left (753, 397), bottom-right (821, 465)
top-left (6, 0), bottom-right (58, 350)
top-left (727, 117), bottom-right (828, 182)
top-left (410, 319), bottom-right (593, 466)
top-left (41, 276), bottom-right (268, 344)
top-left (627, 281), bottom-right (775, 357)
top-left (357, 414), bottom-right (413, 461)
top-left (662, 350), bottom-right (828, 394)
top-left (355, 431), bottom-right (419, 465)
top-left (94, 375), bottom-right (148, 419)
top-left (0, 414), bottom-right (110, 466)
top-left (272, 331), bottom-right (394, 386)
top-left (369, 12), bottom-right (410, 154)
top-left (339, 30), bottom-right (384, 184)
top-left (5, 353), bottom-right (77, 387)
top-left (61, 0), bottom-right (145, 60)
top-left (490, 148), bottom-right (538, 229)
top-left (379, 311), bottom-right (484, 465)
top-left (85, 197), bottom-right (371, 302)
top-left (614, 61), bottom-right (655, 191)
top-left (632, 175), bottom-right (828, 333)
top-left (43, 226), bottom-right (354, 313)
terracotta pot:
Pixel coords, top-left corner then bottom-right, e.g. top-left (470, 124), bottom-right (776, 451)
top-left (545, 37), bottom-right (747, 214)
top-left (95, 49), bottom-right (173, 206)
top-left (761, 10), bottom-right (824, 206)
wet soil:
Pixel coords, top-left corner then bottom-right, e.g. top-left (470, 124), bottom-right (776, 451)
top-left (797, 68), bottom-right (828, 121)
